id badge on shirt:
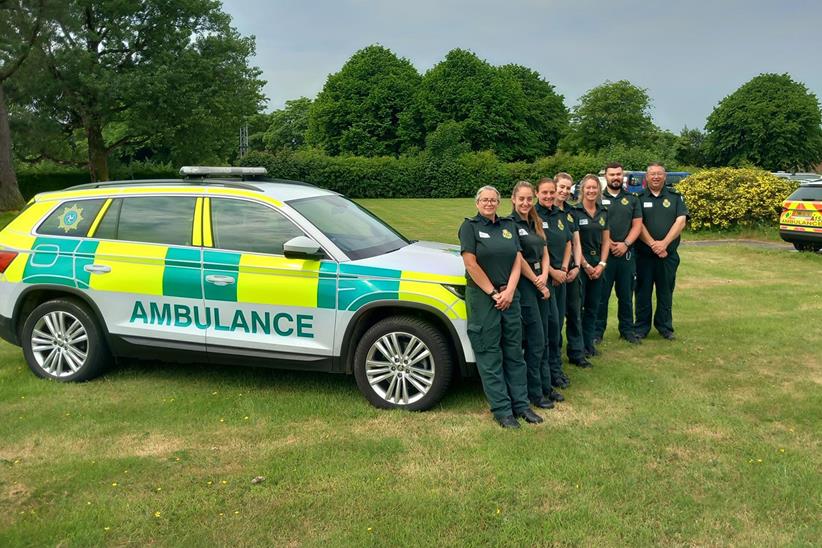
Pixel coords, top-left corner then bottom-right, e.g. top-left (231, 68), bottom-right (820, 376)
top-left (579, 219), bottom-right (589, 226)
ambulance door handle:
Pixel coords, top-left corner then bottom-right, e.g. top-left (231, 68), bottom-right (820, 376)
top-left (84, 264), bottom-right (111, 274)
top-left (205, 274), bottom-right (235, 286)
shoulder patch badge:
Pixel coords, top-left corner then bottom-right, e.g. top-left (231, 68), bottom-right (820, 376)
top-left (558, 219), bottom-right (564, 231)
top-left (599, 217), bottom-right (605, 226)
top-left (621, 197), bottom-right (629, 206)
top-left (662, 198), bottom-right (671, 208)
top-left (502, 229), bottom-right (513, 239)
top-left (567, 213), bottom-right (573, 222)
top-left (58, 205), bottom-right (84, 233)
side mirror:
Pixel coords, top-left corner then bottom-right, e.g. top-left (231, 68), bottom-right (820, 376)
top-left (283, 236), bottom-right (324, 260)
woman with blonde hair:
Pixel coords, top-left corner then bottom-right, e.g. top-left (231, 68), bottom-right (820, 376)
top-left (573, 174), bottom-right (611, 357)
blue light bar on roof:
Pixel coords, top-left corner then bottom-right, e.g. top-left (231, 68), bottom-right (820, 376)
top-left (179, 166), bottom-right (267, 177)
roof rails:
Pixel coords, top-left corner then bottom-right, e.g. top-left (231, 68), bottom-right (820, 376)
top-left (65, 179), bottom-right (264, 193)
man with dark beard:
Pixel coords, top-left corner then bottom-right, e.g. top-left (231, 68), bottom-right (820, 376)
top-left (594, 162), bottom-right (643, 344)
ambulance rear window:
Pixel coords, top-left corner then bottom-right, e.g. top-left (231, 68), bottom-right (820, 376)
top-left (37, 199), bottom-right (106, 237)
top-left (787, 186), bottom-right (822, 201)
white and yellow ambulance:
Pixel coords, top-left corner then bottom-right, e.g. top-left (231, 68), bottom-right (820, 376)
top-left (0, 167), bottom-right (472, 410)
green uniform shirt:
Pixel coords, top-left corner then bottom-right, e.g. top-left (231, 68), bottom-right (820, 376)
top-left (601, 189), bottom-right (642, 243)
top-left (508, 212), bottom-right (547, 276)
top-left (458, 214), bottom-right (522, 288)
top-left (557, 202), bottom-right (580, 267)
top-left (573, 202), bottom-right (608, 263)
top-left (638, 186), bottom-right (690, 253)
top-left (535, 203), bottom-right (572, 269)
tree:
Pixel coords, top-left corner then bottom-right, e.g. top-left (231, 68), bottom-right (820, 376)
top-left (11, 0), bottom-right (264, 181)
top-left (401, 49), bottom-right (563, 162)
top-left (561, 80), bottom-right (657, 154)
top-left (0, 0), bottom-right (44, 210)
top-left (675, 126), bottom-right (706, 167)
top-left (703, 73), bottom-right (822, 170)
top-left (263, 97), bottom-right (311, 151)
top-left (498, 64), bottom-right (568, 159)
top-left (307, 45), bottom-right (420, 157)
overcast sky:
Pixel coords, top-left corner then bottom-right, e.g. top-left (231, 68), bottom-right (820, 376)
top-left (221, 0), bottom-right (821, 132)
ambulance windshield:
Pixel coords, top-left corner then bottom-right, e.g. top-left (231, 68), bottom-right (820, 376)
top-left (288, 195), bottom-right (409, 260)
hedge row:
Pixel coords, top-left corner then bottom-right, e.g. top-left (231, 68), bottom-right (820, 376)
top-left (239, 149), bottom-right (617, 198)
top-left (15, 162), bottom-right (178, 199)
top-left (677, 168), bottom-right (798, 230)
top-left (15, 155), bottom-right (797, 230)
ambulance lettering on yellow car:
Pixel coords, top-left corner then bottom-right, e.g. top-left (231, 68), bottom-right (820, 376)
top-left (0, 168), bottom-right (471, 411)
top-left (780, 200), bottom-right (822, 232)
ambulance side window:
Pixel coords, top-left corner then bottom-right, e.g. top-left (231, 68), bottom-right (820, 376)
top-left (210, 198), bottom-right (303, 255)
top-left (94, 196), bottom-right (196, 246)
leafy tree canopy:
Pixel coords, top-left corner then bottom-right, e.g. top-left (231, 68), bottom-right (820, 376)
top-left (675, 126), bottom-right (707, 167)
top-left (263, 97), bottom-right (311, 151)
top-left (561, 80), bottom-right (657, 154)
top-left (10, 0), bottom-right (265, 181)
top-left (704, 73), bottom-right (822, 171)
top-left (400, 49), bottom-right (566, 162)
top-left (307, 45), bottom-right (420, 157)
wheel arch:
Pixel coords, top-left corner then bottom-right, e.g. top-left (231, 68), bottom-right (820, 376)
top-left (337, 301), bottom-right (468, 376)
top-left (13, 285), bottom-right (110, 344)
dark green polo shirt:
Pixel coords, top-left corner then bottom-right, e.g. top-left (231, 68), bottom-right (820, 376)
top-left (458, 214), bottom-right (522, 288)
top-left (601, 189), bottom-right (642, 243)
top-left (557, 202), bottom-right (580, 267)
top-left (535, 203), bottom-right (572, 269)
top-left (638, 186), bottom-right (690, 253)
top-left (508, 212), bottom-right (547, 275)
top-left (573, 202), bottom-right (608, 263)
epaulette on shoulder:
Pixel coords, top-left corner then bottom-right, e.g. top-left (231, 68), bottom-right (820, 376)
top-left (666, 186), bottom-right (682, 195)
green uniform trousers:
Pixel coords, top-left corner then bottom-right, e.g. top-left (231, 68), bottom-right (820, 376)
top-left (595, 250), bottom-right (637, 339)
top-left (519, 281), bottom-right (553, 402)
top-left (545, 282), bottom-right (565, 385)
top-left (635, 250), bottom-right (680, 337)
top-left (558, 275), bottom-right (586, 361)
top-left (466, 285), bottom-right (530, 419)
top-left (578, 273), bottom-right (602, 353)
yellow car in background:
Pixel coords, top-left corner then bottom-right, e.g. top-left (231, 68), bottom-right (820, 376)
top-left (779, 181), bottom-right (822, 252)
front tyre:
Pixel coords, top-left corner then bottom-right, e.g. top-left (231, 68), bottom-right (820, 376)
top-left (21, 298), bottom-right (110, 382)
top-left (353, 316), bottom-right (453, 411)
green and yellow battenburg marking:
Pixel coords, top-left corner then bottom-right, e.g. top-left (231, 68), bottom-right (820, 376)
top-left (1, 191), bottom-right (467, 321)
top-left (9, 239), bottom-right (467, 320)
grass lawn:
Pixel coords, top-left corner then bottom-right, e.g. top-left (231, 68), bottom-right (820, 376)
top-left (1, 201), bottom-right (820, 545)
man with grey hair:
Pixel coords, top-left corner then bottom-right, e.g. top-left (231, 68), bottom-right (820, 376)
top-left (635, 163), bottom-right (689, 340)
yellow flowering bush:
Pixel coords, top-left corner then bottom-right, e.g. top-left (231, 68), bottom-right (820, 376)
top-left (678, 168), bottom-right (799, 230)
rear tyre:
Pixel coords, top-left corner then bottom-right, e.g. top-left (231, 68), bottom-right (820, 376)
top-left (353, 316), bottom-right (453, 411)
top-left (792, 241), bottom-right (822, 252)
top-left (21, 298), bottom-right (110, 382)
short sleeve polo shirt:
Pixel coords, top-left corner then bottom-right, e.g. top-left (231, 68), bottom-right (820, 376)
top-left (535, 203), bottom-right (573, 269)
top-left (602, 189), bottom-right (642, 243)
top-left (638, 186), bottom-right (690, 253)
top-left (458, 214), bottom-right (522, 288)
top-left (509, 212), bottom-right (547, 275)
top-left (573, 202), bottom-right (608, 262)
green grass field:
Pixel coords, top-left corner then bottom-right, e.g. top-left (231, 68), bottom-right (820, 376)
top-left (1, 201), bottom-right (820, 545)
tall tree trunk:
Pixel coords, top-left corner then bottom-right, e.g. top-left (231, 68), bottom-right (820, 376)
top-left (85, 118), bottom-right (109, 182)
top-left (0, 83), bottom-right (26, 211)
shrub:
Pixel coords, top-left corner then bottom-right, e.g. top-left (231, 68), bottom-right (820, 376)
top-left (677, 168), bottom-right (799, 230)
top-left (15, 161), bottom-right (177, 199)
